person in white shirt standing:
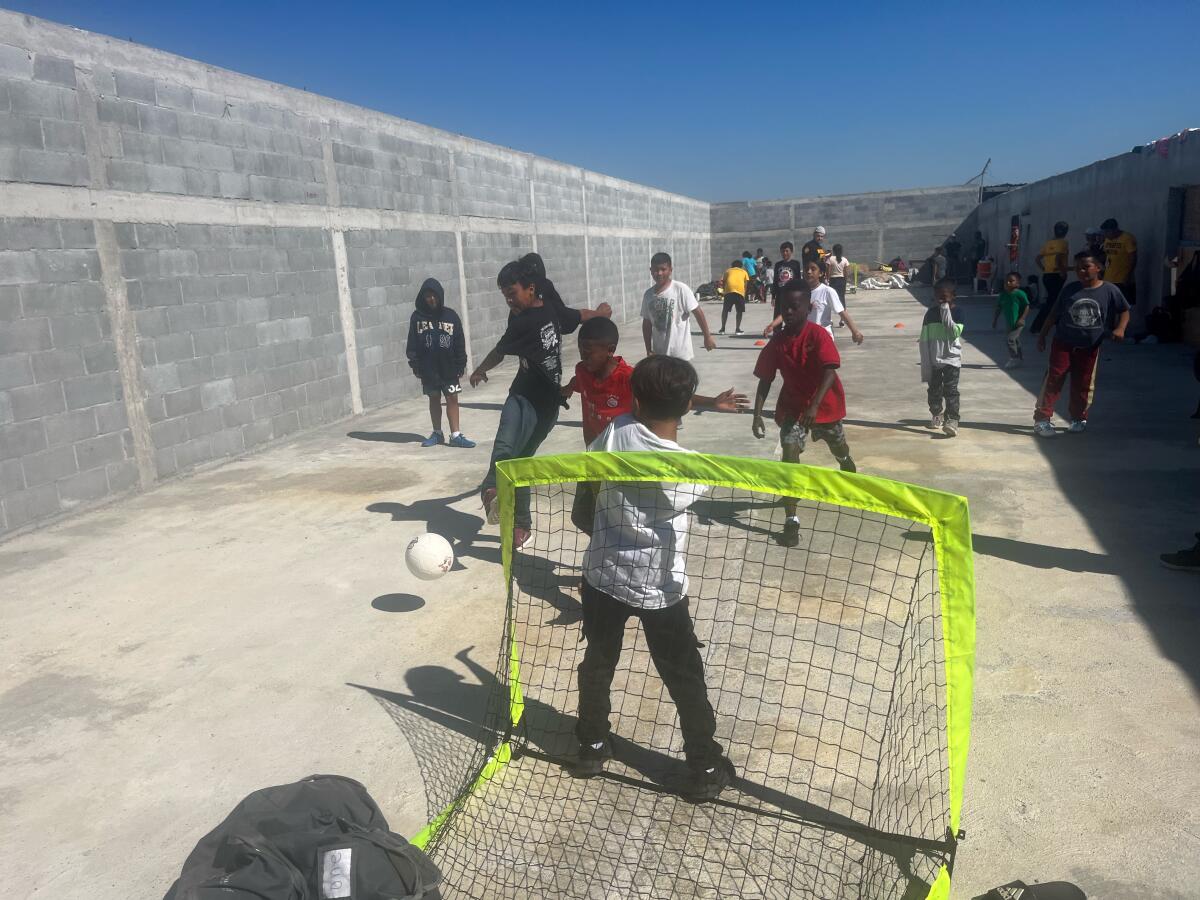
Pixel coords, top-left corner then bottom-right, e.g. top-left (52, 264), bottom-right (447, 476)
top-left (764, 260), bottom-right (865, 343)
top-left (642, 252), bottom-right (717, 358)
top-left (572, 355), bottom-right (734, 802)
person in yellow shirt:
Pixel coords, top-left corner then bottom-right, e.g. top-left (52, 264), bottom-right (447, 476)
top-left (720, 259), bottom-right (750, 334)
top-left (1031, 221), bottom-right (1070, 334)
top-left (1100, 217), bottom-right (1137, 304)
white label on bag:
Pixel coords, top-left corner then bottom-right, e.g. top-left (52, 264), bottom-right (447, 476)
top-left (320, 847), bottom-right (352, 899)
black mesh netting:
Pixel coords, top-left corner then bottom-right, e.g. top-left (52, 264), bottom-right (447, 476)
top-left (386, 478), bottom-right (954, 899)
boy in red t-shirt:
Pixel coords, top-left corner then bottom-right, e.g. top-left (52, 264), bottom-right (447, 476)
top-left (751, 283), bottom-right (857, 548)
top-left (563, 317), bottom-right (635, 444)
top-left (564, 316), bottom-right (747, 532)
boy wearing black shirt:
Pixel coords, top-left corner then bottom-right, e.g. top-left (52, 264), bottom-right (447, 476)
top-left (771, 242), bottom-right (804, 326)
top-left (473, 259), bottom-right (608, 547)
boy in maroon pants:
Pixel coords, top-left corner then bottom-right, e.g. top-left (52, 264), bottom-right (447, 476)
top-left (1033, 251), bottom-right (1129, 437)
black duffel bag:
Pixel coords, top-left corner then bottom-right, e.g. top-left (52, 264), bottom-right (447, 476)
top-left (165, 774), bottom-right (441, 899)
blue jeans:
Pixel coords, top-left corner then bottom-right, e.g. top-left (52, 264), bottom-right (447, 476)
top-left (480, 394), bottom-right (558, 527)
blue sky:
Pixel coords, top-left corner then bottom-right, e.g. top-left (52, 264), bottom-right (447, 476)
top-left (10, 0), bottom-right (1199, 201)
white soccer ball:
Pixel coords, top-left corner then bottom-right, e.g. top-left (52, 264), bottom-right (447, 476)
top-left (405, 533), bottom-right (455, 581)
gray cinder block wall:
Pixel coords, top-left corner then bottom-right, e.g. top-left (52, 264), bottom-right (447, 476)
top-left (710, 186), bottom-right (979, 278)
top-left (950, 132), bottom-right (1200, 323)
top-left (0, 10), bottom-right (709, 537)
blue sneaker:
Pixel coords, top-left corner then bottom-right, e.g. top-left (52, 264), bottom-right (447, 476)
top-left (421, 430), bottom-right (444, 447)
top-left (448, 433), bottom-right (476, 449)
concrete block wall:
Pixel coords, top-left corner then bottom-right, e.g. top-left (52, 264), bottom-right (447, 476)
top-left (0, 217), bottom-right (137, 531)
top-left (710, 186), bottom-right (980, 278)
top-left (0, 10), bottom-right (709, 537)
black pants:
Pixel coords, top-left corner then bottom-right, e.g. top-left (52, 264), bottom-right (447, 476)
top-left (829, 276), bottom-right (847, 306)
top-left (1031, 273), bottom-right (1065, 334)
top-left (575, 581), bottom-right (722, 771)
top-left (721, 293), bottom-right (745, 330)
top-left (927, 365), bottom-right (961, 420)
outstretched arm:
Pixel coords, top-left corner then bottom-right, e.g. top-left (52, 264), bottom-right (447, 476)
top-left (469, 346), bottom-right (504, 387)
top-left (693, 388), bottom-right (749, 412)
top-left (579, 302), bottom-right (613, 321)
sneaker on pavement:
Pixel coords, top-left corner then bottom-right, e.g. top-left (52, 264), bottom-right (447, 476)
top-left (942, 419), bottom-right (959, 437)
top-left (1159, 541), bottom-right (1200, 572)
top-left (513, 526), bottom-right (531, 550)
top-left (448, 433), bottom-right (476, 448)
top-left (1033, 421), bottom-right (1057, 438)
top-left (735, 329), bottom-right (745, 335)
top-left (929, 414), bottom-right (943, 429)
top-left (778, 520), bottom-right (801, 548)
top-left (838, 456), bottom-right (857, 473)
top-left (673, 756), bottom-right (735, 802)
top-left (717, 328), bottom-right (726, 335)
top-left (1067, 419), bottom-right (1087, 434)
top-left (421, 430), bottom-right (444, 447)
top-left (481, 488), bottom-right (499, 524)
top-left (572, 739), bottom-right (613, 777)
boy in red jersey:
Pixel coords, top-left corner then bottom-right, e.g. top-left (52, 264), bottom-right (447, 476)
top-left (563, 316), bottom-right (746, 532)
top-left (751, 283), bottom-right (857, 548)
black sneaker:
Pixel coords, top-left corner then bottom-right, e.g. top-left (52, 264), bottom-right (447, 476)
top-left (1159, 541), bottom-right (1200, 572)
top-left (838, 456), bottom-right (857, 473)
top-left (778, 519), bottom-right (800, 548)
top-left (572, 739), bottom-right (612, 777)
top-left (675, 756), bottom-right (735, 802)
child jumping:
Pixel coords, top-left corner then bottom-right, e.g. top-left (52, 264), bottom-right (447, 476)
top-left (920, 277), bottom-right (965, 437)
top-left (407, 277), bottom-right (475, 448)
top-left (752, 283), bottom-right (857, 549)
top-left (992, 271), bottom-right (1030, 369)
top-left (472, 259), bottom-right (609, 548)
top-left (573, 355), bottom-right (735, 802)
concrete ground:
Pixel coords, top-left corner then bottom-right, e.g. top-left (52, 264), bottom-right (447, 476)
top-left (2, 285), bottom-right (1198, 899)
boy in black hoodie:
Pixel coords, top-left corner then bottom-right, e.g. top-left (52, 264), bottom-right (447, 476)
top-left (407, 277), bottom-right (475, 448)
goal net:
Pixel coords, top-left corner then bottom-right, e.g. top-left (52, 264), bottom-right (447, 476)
top-left (412, 451), bottom-right (974, 899)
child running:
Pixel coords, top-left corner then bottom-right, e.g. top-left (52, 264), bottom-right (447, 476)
top-left (642, 252), bottom-right (717, 358)
top-left (472, 259), bottom-right (609, 548)
top-left (991, 272), bottom-right (1030, 369)
top-left (574, 354), bottom-right (735, 801)
top-left (752, 284), bottom-right (857, 548)
top-left (407, 277), bottom-right (475, 448)
top-left (920, 277), bottom-right (965, 437)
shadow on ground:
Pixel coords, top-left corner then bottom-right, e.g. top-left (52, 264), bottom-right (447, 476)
top-left (351, 646), bottom-right (945, 891)
top-left (910, 284), bottom-right (1200, 689)
top-left (349, 430), bottom-right (427, 444)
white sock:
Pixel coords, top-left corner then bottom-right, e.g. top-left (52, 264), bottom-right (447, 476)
top-left (787, 515), bottom-right (800, 524)
top-left (451, 431), bottom-right (461, 438)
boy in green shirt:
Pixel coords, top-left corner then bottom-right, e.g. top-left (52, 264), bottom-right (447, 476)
top-left (991, 271), bottom-right (1030, 369)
